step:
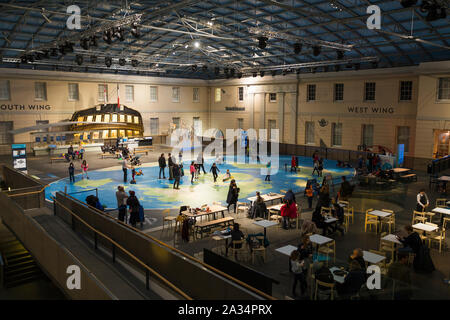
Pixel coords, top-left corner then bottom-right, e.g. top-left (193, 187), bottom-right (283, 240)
top-left (5, 269), bottom-right (44, 283)
top-left (5, 274), bottom-right (45, 289)
top-left (5, 254), bottom-right (33, 265)
top-left (5, 251), bottom-right (30, 260)
top-left (5, 262), bottom-right (39, 275)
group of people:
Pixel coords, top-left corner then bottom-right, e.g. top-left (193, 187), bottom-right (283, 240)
top-left (65, 144), bottom-right (85, 162)
top-left (312, 151), bottom-right (324, 177)
top-left (68, 159), bottom-right (90, 182)
top-left (115, 186), bottom-right (143, 228)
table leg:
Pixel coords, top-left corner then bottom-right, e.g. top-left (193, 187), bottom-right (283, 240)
top-left (225, 238), bottom-right (229, 256)
top-left (264, 227), bottom-right (267, 238)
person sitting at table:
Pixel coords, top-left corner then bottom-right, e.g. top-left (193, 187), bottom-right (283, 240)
top-left (331, 201), bottom-right (345, 236)
top-left (290, 250), bottom-right (307, 298)
top-left (229, 223), bottom-right (244, 249)
top-left (280, 199), bottom-right (297, 230)
top-left (387, 252), bottom-right (412, 300)
top-left (312, 207), bottom-right (332, 236)
top-left (284, 189), bottom-right (296, 204)
top-left (300, 220), bottom-right (318, 237)
top-left (348, 248), bottom-right (366, 273)
top-left (336, 260), bottom-right (366, 299)
top-left (251, 191), bottom-right (268, 219)
top-left (416, 189), bottom-right (429, 212)
top-left (314, 261), bottom-right (335, 292)
top-left (397, 225), bottom-right (435, 274)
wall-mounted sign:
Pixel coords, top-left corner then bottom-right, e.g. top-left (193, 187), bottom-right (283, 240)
top-left (12, 144), bottom-right (27, 173)
top-left (0, 104), bottom-right (51, 111)
top-left (318, 119), bottom-right (328, 127)
top-left (347, 106), bottom-right (394, 114)
top-left (225, 106), bottom-right (245, 111)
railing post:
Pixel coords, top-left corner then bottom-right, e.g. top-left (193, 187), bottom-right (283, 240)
top-left (112, 244), bottom-right (116, 263)
top-left (146, 269), bottom-right (150, 290)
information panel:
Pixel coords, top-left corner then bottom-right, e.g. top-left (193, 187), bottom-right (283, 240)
top-left (12, 144), bottom-right (27, 173)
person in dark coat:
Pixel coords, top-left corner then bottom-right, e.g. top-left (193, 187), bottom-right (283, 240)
top-left (339, 176), bottom-right (353, 200)
top-left (284, 189), bottom-right (296, 204)
top-left (68, 162), bottom-right (75, 183)
top-left (397, 225), bottom-right (435, 274)
top-left (336, 260), bottom-right (366, 298)
top-left (158, 153), bottom-right (166, 179)
top-left (173, 164), bottom-right (181, 189)
top-left (226, 180), bottom-right (239, 213)
top-left (126, 190), bottom-right (140, 227)
top-left (168, 153), bottom-right (174, 180)
top-left (348, 248), bottom-right (367, 273)
top-left (210, 163), bottom-right (220, 182)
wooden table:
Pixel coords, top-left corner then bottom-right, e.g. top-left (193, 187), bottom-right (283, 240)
top-left (252, 220), bottom-right (279, 238)
top-left (412, 223), bottom-right (438, 233)
top-left (391, 168), bottom-right (411, 173)
top-left (363, 250), bottom-right (386, 265)
top-left (381, 234), bottom-right (402, 245)
top-left (268, 203), bottom-right (284, 211)
top-left (309, 234), bottom-right (334, 262)
top-left (368, 210), bottom-right (392, 218)
top-left (182, 205), bottom-right (228, 221)
top-left (248, 193), bottom-right (284, 205)
top-left (275, 245), bottom-right (297, 256)
top-left (432, 207), bottom-right (450, 223)
top-left (195, 217), bottom-right (234, 239)
top-left (213, 230), bottom-right (232, 256)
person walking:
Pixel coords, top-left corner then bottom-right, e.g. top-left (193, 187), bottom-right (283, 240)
top-left (116, 186), bottom-right (128, 222)
top-left (290, 250), bottom-right (307, 298)
top-left (290, 156), bottom-right (297, 172)
top-left (122, 156), bottom-right (130, 183)
top-left (173, 164), bottom-right (181, 189)
top-left (197, 152), bottom-right (207, 174)
top-left (416, 189), bottom-right (429, 212)
top-left (210, 163), bottom-right (220, 182)
top-left (265, 161), bottom-right (271, 181)
top-left (68, 145), bottom-right (75, 160)
top-left (126, 190), bottom-right (140, 228)
top-left (318, 158), bottom-right (324, 177)
top-left (68, 162), bottom-right (75, 183)
top-left (305, 184), bottom-right (314, 209)
top-left (168, 153), bottom-right (174, 180)
top-left (81, 160), bottom-right (89, 179)
top-left (190, 161), bottom-right (196, 183)
top-left (158, 153), bottom-right (166, 179)
top-left (312, 160), bottom-right (320, 176)
top-left (226, 180), bottom-right (239, 213)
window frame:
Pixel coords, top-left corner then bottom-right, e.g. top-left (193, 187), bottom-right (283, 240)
top-left (364, 82), bottom-right (376, 102)
top-left (0, 80), bottom-right (11, 101)
top-left (334, 83), bottom-right (344, 102)
top-left (34, 82), bottom-right (47, 101)
top-left (399, 80), bottom-right (413, 102)
top-left (98, 84), bottom-right (108, 102)
top-left (193, 87), bottom-right (200, 103)
top-left (361, 124), bottom-right (374, 147)
top-left (305, 121), bottom-right (315, 144)
top-left (331, 122), bottom-right (343, 147)
top-left (269, 93), bottom-right (277, 103)
top-left (437, 77), bottom-right (450, 102)
top-left (397, 126), bottom-right (410, 153)
top-left (172, 87), bottom-right (180, 103)
top-left (68, 83), bottom-right (79, 101)
top-left (307, 84), bottom-right (316, 102)
top-left (215, 88), bottom-right (222, 103)
top-left (238, 87), bottom-right (244, 102)
top-left (125, 85), bottom-right (134, 102)
top-left (150, 86), bottom-right (158, 102)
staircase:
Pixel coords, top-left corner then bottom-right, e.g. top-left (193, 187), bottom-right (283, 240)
top-left (0, 239), bottom-right (45, 288)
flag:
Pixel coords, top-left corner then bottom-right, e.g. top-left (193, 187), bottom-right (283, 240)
top-left (117, 83), bottom-right (120, 109)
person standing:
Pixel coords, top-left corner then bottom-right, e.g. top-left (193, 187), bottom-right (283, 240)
top-left (264, 161), bottom-right (271, 181)
top-left (197, 152), bottom-right (206, 174)
top-left (305, 184), bottom-right (314, 209)
top-left (339, 176), bottom-right (353, 201)
top-left (416, 189), bottom-right (429, 212)
top-left (81, 160), bottom-right (89, 179)
top-left (158, 153), bottom-right (166, 179)
top-left (122, 157), bottom-right (130, 183)
top-left (178, 151), bottom-right (183, 165)
top-left (290, 250), bottom-right (307, 298)
top-left (291, 156), bottom-right (297, 172)
top-left (126, 190), bottom-right (140, 228)
top-left (173, 164), bottom-right (181, 189)
top-left (168, 153), bottom-right (174, 180)
top-left (190, 161), bottom-right (196, 183)
top-left (68, 145), bottom-right (75, 160)
top-left (68, 162), bottom-right (75, 183)
top-left (116, 186), bottom-right (128, 222)
top-left (226, 180), bottom-right (239, 213)
top-left (318, 158), bottom-right (324, 177)
top-left (210, 163), bottom-right (220, 182)
top-left (312, 160), bottom-right (320, 176)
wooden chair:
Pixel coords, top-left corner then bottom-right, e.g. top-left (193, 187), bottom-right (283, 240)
top-left (424, 212), bottom-right (436, 223)
top-left (412, 210), bottom-right (427, 225)
top-left (379, 233), bottom-right (396, 264)
top-left (427, 228), bottom-right (446, 253)
top-left (269, 209), bottom-right (282, 227)
top-left (365, 209), bottom-right (379, 233)
top-left (443, 217), bottom-right (450, 231)
top-left (236, 202), bottom-right (248, 217)
top-left (290, 206), bottom-right (301, 230)
top-left (321, 207), bottom-right (332, 216)
top-left (318, 240), bottom-right (336, 266)
top-left (251, 236), bottom-right (266, 264)
top-left (162, 209), bottom-right (176, 231)
top-left (314, 279), bottom-right (335, 300)
top-left (229, 240), bottom-right (249, 261)
top-left (436, 198), bottom-right (448, 208)
top-left (211, 236), bottom-right (226, 255)
top-left (380, 209), bottom-right (395, 233)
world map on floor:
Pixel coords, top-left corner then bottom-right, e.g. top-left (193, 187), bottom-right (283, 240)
top-left (45, 155), bottom-right (355, 209)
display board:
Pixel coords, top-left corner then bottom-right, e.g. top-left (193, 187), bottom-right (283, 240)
top-left (12, 144), bottom-right (27, 173)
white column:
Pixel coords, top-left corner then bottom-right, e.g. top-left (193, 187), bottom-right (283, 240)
top-left (278, 92), bottom-right (285, 143)
top-left (259, 93), bottom-right (266, 129)
top-left (289, 92), bottom-right (298, 144)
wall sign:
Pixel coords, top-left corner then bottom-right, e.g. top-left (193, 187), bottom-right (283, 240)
top-left (12, 144), bottom-right (27, 173)
top-left (318, 119), bottom-right (328, 127)
top-left (347, 106), bottom-right (394, 114)
top-left (225, 106), bottom-right (245, 111)
top-left (0, 104), bottom-right (51, 111)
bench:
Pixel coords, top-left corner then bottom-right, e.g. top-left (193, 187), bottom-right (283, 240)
top-left (50, 157), bottom-right (67, 164)
top-left (400, 173), bottom-right (417, 182)
top-left (134, 149), bottom-right (148, 156)
top-left (100, 153), bottom-right (118, 159)
top-left (194, 217), bottom-right (234, 239)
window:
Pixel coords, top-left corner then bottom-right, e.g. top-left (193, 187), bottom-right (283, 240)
top-left (305, 121), bottom-right (315, 144)
top-left (268, 119), bottom-right (276, 130)
top-left (362, 124), bottom-right (374, 147)
top-left (172, 117), bottom-right (180, 129)
top-left (193, 117), bottom-right (202, 136)
top-left (102, 130), bottom-right (109, 139)
top-left (399, 81), bottom-right (412, 101)
top-left (127, 115), bottom-right (132, 123)
top-left (125, 85), bottom-right (134, 102)
top-left (331, 123), bottom-right (343, 147)
top-left (35, 82), bottom-right (47, 100)
top-left (133, 116), bottom-right (139, 124)
top-left (397, 126), bottom-right (410, 153)
top-left (438, 78), bottom-right (450, 101)
top-left (215, 88), bottom-right (222, 102)
top-left (119, 114), bottom-right (125, 122)
top-left (269, 93), bottom-right (277, 103)
top-left (0, 80), bottom-right (11, 100)
top-left (364, 82), bottom-right (376, 101)
top-left (334, 83), bottom-right (344, 101)
top-left (150, 86), bottom-right (158, 102)
top-left (86, 115), bottom-right (93, 123)
top-left (193, 88), bottom-right (200, 102)
top-left (36, 120), bottom-right (49, 133)
top-left (98, 84), bottom-right (108, 102)
top-left (68, 83), bottom-right (79, 101)
top-left (237, 118), bottom-right (244, 129)
top-left (95, 115), bottom-right (102, 123)
top-left (307, 84), bottom-right (316, 101)
top-left (150, 118), bottom-right (159, 135)
top-left (238, 87), bottom-right (244, 102)
top-left (0, 122), bottom-right (13, 144)
top-left (112, 114), bottom-right (118, 122)
top-left (104, 114), bottom-right (110, 123)
top-left (172, 87), bottom-right (180, 102)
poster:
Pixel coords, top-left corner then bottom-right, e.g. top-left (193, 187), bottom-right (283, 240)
top-left (12, 144), bottom-right (27, 173)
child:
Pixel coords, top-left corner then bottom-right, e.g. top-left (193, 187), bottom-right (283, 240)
top-left (69, 162), bottom-right (75, 183)
top-left (81, 160), bottom-right (89, 179)
top-left (190, 161), bottom-right (196, 183)
top-left (265, 161), bottom-right (271, 181)
top-left (223, 169), bottom-right (232, 182)
top-left (135, 169), bottom-right (143, 176)
top-left (305, 184), bottom-right (314, 209)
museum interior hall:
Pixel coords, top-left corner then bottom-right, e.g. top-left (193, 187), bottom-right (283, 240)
top-left (0, 0), bottom-right (449, 304)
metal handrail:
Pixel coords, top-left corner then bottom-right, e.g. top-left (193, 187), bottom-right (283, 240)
top-left (52, 196), bottom-right (192, 300)
top-left (63, 193), bottom-right (276, 300)
top-left (5, 185), bottom-right (47, 197)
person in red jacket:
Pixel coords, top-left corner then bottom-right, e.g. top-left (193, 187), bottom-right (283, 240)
top-left (291, 156), bottom-right (297, 172)
top-left (281, 200), bottom-right (298, 229)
